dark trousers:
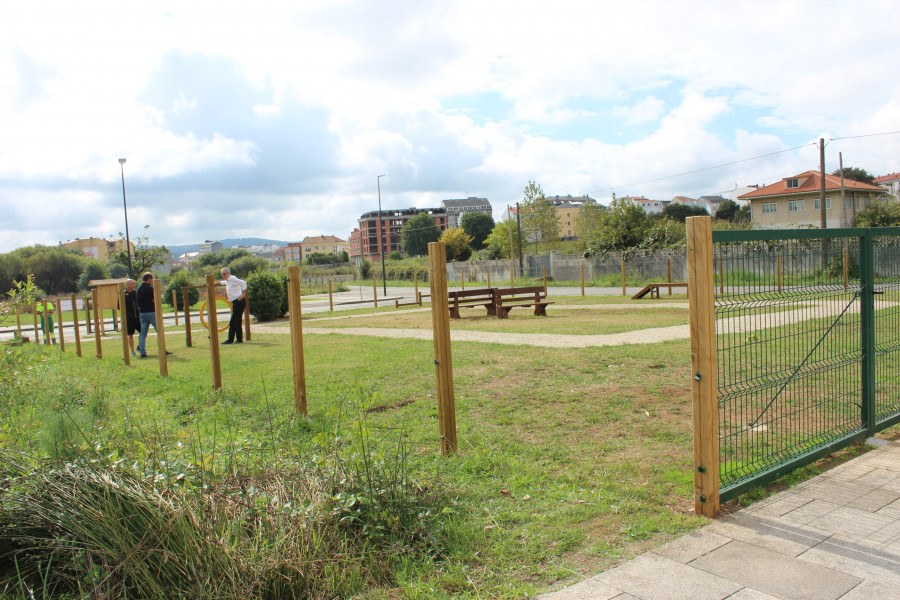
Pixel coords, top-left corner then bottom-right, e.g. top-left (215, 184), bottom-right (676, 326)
top-left (228, 298), bottom-right (246, 342)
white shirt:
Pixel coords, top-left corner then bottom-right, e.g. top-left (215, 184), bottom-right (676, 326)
top-left (221, 275), bottom-right (247, 301)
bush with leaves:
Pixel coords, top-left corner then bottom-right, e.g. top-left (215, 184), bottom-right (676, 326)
top-left (162, 270), bottom-right (200, 308)
top-left (77, 260), bottom-right (109, 290)
top-left (228, 255), bottom-right (271, 278)
top-left (439, 227), bottom-right (473, 261)
top-left (853, 197), bottom-right (900, 227)
top-left (247, 268), bottom-right (287, 321)
top-left (107, 262), bottom-right (129, 279)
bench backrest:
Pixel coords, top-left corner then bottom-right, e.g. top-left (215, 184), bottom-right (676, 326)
top-left (449, 287), bottom-right (495, 300)
top-left (494, 286), bottom-right (546, 299)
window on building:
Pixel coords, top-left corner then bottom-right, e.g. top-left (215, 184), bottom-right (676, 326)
top-left (814, 198), bottom-right (831, 210)
top-left (786, 178), bottom-right (799, 189)
top-left (762, 202), bottom-right (777, 214)
top-left (789, 200), bottom-right (804, 212)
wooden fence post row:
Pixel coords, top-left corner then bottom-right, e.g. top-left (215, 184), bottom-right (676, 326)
top-left (686, 216), bottom-right (720, 517)
top-left (428, 242), bottom-right (457, 456)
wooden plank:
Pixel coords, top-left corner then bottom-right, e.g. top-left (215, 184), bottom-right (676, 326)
top-left (71, 294), bottom-right (82, 357)
top-left (206, 275), bottom-right (222, 390)
top-left (428, 242), bottom-right (457, 455)
top-left (153, 279), bottom-right (168, 376)
top-left (287, 265), bottom-right (307, 414)
top-left (687, 216), bottom-right (720, 517)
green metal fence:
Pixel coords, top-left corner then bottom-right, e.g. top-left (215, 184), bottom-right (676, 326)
top-left (712, 227), bottom-right (900, 501)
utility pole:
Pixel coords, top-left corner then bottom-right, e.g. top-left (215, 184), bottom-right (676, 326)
top-left (840, 153), bottom-right (853, 223)
top-left (819, 138), bottom-right (827, 229)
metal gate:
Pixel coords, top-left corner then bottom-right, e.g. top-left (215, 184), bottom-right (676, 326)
top-left (687, 218), bottom-right (900, 516)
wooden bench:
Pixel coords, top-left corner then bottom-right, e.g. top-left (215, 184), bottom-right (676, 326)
top-left (631, 282), bottom-right (688, 299)
top-left (492, 286), bottom-right (554, 319)
top-left (448, 288), bottom-right (497, 318)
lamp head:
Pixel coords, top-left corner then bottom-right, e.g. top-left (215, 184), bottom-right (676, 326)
top-left (119, 158), bottom-right (126, 164)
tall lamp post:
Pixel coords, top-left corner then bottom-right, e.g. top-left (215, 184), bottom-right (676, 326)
top-left (119, 158), bottom-right (134, 279)
top-left (377, 174), bottom-right (387, 296)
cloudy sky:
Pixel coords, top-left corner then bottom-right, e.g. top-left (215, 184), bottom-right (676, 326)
top-left (2, 0), bottom-right (899, 252)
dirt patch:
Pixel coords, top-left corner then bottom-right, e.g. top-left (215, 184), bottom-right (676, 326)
top-left (367, 398), bottom-right (417, 413)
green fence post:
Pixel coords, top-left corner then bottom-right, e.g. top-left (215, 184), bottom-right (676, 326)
top-left (860, 230), bottom-right (876, 435)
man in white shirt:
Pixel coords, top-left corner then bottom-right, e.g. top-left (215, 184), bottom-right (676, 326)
top-left (219, 267), bottom-right (248, 344)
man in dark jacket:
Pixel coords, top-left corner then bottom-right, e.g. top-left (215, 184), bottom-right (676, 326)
top-left (123, 278), bottom-right (140, 356)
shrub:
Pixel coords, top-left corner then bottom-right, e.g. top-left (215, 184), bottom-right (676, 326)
top-left (162, 270), bottom-right (200, 307)
top-left (77, 260), bottom-right (109, 291)
top-left (247, 268), bottom-right (286, 321)
top-left (359, 260), bottom-right (372, 280)
top-left (228, 256), bottom-right (271, 278)
top-left (386, 251), bottom-right (402, 261)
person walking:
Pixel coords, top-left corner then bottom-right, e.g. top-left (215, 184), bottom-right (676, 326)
top-left (219, 267), bottom-right (248, 345)
top-left (135, 273), bottom-right (172, 358)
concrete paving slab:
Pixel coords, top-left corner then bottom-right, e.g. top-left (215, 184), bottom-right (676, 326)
top-left (705, 514), bottom-right (828, 557)
top-left (595, 554), bottom-right (741, 600)
top-left (689, 540), bottom-right (861, 600)
top-left (743, 494), bottom-right (812, 519)
top-left (651, 530), bottom-right (731, 564)
top-left (834, 580), bottom-right (900, 600)
top-left (798, 543), bottom-right (900, 588)
top-left (805, 505), bottom-right (896, 541)
top-left (846, 487), bottom-right (900, 512)
top-left (726, 589), bottom-right (782, 600)
top-left (778, 499), bottom-right (842, 525)
top-left (876, 497), bottom-right (900, 518)
top-left (535, 577), bottom-right (622, 600)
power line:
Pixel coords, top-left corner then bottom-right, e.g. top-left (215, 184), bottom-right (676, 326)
top-left (831, 130), bottom-right (900, 141)
top-left (594, 143), bottom-right (817, 194)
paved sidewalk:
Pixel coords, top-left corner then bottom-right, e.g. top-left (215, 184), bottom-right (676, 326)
top-left (538, 441), bottom-right (900, 600)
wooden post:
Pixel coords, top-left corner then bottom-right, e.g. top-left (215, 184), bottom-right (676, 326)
top-left (372, 276), bottom-right (378, 307)
top-left (243, 296), bottom-right (252, 342)
top-left (43, 300), bottom-right (52, 345)
top-left (118, 283), bottom-right (130, 366)
top-left (71, 294), bottom-right (82, 357)
top-left (542, 266), bottom-right (547, 293)
top-left (510, 267), bottom-right (514, 288)
top-left (686, 216), bottom-right (720, 517)
top-left (777, 254), bottom-right (783, 293)
top-left (183, 288), bottom-right (192, 347)
top-left (287, 265), bottom-right (307, 414)
top-left (461, 271), bottom-right (465, 291)
top-left (621, 260), bottom-right (626, 296)
top-left (14, 306), bottom-right (22, 340)
top-left (487, 269), bottom-right (491, 288)
top-left (84, 295), bottom-right (92, 334)
top-left (428, 242), bottom-right (457, 456)
top-left (31, 304), bottom-right (40, 344)
top-left (328, 279), bottom-right (334, 312)
top-left (843, 247), bottom-right (849, 292)
top-left (206, 275), bottom-right (222, 390)
top-left (667, 258), bottom-right (673, 296)
top-left (56, 296), bottom-right (65, 352)
top-left (173, 300), bottom-right (179, 326)
top-left (414, 272), bottom-right (419, 300)
top-left (153, 279), bottom-right (168, 376)
top-left (91, 288), bottom-right (101, 358)
top-left (580, 263), bottom-right (585, 296)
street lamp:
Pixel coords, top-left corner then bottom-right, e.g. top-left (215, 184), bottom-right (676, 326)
top-left (377, 174), bottom-right (387, 296)
top-left (118, 158), bottom-right (134, 279)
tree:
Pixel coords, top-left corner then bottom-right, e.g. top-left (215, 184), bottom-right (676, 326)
top-left (306, 252), bottom-right (336, 265)
top-left (162, 269), bottom-right (200, 308)
top-left (386, 251), bottom-right (402, 261)
top-left (247, 268), bottom-right (287, 321)
top-left (714, 199), bottom-right (741, 222)
top-left (401, 212), bottom-right (441, 257)
top-left (582, 199), bottom-right (649, 254)
top-left (439, 227), bottom-right (473, 261)
top-left (460, 212), bottom-right (495, 250)
top-left (833, 167), bottom-right (876, 185)
top-left (26, 247), bottom-right (84, 295)
top-left (108, 225), bottom-right (170, 276)
top-left (198, 248), bottom-right (251, 267)
top-left (77, 260), bottom-right (109, 290)
top-left (338, 250), bottom-right (350, 263)
top-left (518, 180), bottom-right (560, 252)
top-left (853, 197), bottom-right (900, 227)
top-left (574, 202), bottom-right (607, 244)
top-left (107, 262), bottom-right (129, 279)
top-left (662, 203), bottom-right (709, 223)
top-left (0, 253), bottom-right (24, 296)
top-left (228, 255), bottom-right (271, 278)
top-left (484, 220), bottom-right (521, 259)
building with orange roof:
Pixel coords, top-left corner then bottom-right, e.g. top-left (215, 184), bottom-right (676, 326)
top-left (739, 170), bottom-right (888, 228)
top-left (875, 172), bottom-right (900, 197)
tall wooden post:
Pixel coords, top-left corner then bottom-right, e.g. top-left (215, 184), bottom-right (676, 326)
top-left (686, 216), bottom-right (720, 517)
top-left (328, 280), bottom-right (334, 312)
top-left (372, 276), bottom-right (378, 307)
top-left (580, 263), bottom-right (585, 296)
top-left (84, 295), bottom-right (92, 334)
top-left (118, 283), bottom-right (130, 366)
top-left (71, 294), bottom-right (82, 357)
top-left (414, 272), bottom-right (419, 300)
top-left (428, 242), bottom-right (457, 456)
top-left (509, 267), bottom-right (514, 288)
top-left (91, 288), bottom-right (101, 358)
top-left (206, 275), bottom-right (222, 390)
top-left (487, 269), bottom-right (491, 288)
top-left (56, 296), bottom-right (65, 351)
top-left (542, 266), bottom-right (547, 293)
top-left (31, 304), bottom-right (40, 344)
top-left (667, 258), bottom-right (673, 296)
top-left (621, 260), bottom-right (626, 296)
top-left (183, 289), bottom-right (192, 347)
top-left (153, 279), bottom-right (168, 376)
top-left (461, 271), bottom-right (465, 291)
top-left (287, 266), bottom-right (307, 414)
top-left (243, 296), bottom-right (252, 342)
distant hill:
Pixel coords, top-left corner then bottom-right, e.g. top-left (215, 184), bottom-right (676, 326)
top-left (167, 238), bottom-right (289, 258)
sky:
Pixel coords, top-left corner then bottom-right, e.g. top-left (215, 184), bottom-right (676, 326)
top-left (2, 0), bottom-right (900, 253)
